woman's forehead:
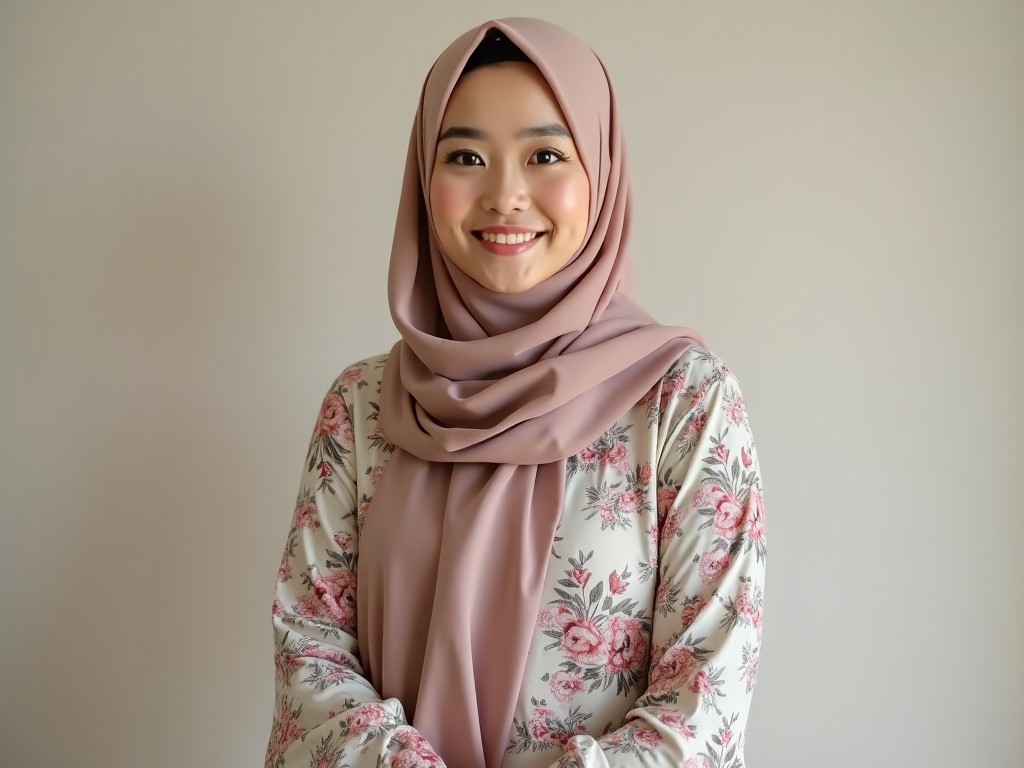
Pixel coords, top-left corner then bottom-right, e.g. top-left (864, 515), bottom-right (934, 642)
top-left (439, 63), bottom-right (572, 135)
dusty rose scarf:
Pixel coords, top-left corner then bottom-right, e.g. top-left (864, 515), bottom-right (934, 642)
top-left (357, 17), bottom-right (702, 768)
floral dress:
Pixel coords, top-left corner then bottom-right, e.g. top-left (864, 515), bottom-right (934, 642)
top-left (267, 345), bottom-right (766, 768)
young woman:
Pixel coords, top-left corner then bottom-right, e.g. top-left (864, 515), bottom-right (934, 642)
top-left (268, 17), bottom-right (766, 768)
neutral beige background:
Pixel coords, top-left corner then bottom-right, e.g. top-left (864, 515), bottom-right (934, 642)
top-left (2, 1), bottom-right (1021, 766)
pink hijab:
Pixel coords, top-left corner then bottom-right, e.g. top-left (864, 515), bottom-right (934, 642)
top-left (357, 17), bottom-right (702, 768)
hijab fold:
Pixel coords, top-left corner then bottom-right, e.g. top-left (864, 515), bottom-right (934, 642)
top-left (356, 18), bottom-right (703, 768)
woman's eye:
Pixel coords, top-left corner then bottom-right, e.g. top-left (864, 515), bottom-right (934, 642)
top-left (444, 150), bottom-right (484, 166)
top-left (531, 149), bottom-right (567, 165)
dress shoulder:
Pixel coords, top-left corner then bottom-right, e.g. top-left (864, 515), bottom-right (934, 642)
top-left (328, 352), bottom-right (390, 407)
top-left (660, 344), bottom-right (732, 388)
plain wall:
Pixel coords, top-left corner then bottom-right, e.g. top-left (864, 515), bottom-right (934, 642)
top-left (2, 1), bottom-right (1021, 766)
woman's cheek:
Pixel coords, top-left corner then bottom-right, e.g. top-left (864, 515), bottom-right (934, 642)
top-left (540, 172), bottom-right (590, 242)
top-left (429, 175), bottom-right (470, 234)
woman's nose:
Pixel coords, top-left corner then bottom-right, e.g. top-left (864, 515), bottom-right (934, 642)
top-left (481, 164), bottom-right (530, 215)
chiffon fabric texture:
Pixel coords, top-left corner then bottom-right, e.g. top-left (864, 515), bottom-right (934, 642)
top-left (357, 17), bottom-right (703, 768)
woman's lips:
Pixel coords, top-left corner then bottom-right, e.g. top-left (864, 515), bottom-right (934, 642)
top-left (473, 230), bottom-right (546, 257)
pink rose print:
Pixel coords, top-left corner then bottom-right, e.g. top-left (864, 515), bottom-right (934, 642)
top-left (580, 446), bottom-right (598, 463)
top-left (328, 568), bottom-right (357, 605)
top-left (655, 710), bottom-right (694, 738)
top-left (312, 568), bottom-right (357, 629)
top-left (691, 380), bottom-right (710, 408)
top-left (617, 488), bottom-right (642, 514)
top-left (294, 500), bottom-right (318, 530)
top-left (609, 570), bottom-right (628, 595)
top-left (347, 703), bottom-right (385, 734)
top-left (604, 443), bottom-right (629, 471)
top-left (741, 446), bottom-right (753, 468)
top-left (698, 550), bottom-right (732, 584)
top-left (538, 604), bottom-right (576, 630)
top-left (301, 643), bottom-right (352, 667)
top-left (323, 569), bottom-right (356, 593)
top-left (393, 732), bottom-right (421, 750)
top-left (684, 758), bottom-right (711, 768)
top-left (597, 503), bottom-right (615, 525)
top-left (391, 750), bottom-right (431, 768)
top-left (748, 513), bottom-right (765, 541)
top-left (273, 701), bottom-right (303, 757)
top-left (658, 711), bottom-right (682, 729)
top-left (657, 486), bottom-right (678, 519)
top-left (744, 653), bottom-right (760, 690)
top-left (747, 489), bottom-right (766, 541)
top-left (638, 462), bottom-right (653, 486)
top-left (606, 616), bottom-right (648, 674)
top-left (691, 483), bottom-right (720, 510)
top-left (649, 646), bottom-right (698, 692)
top-left (735, 585), bottom-right (754, 617)
top-left (633, 729), bottom-right (662, 749)
top-left (571, 567), bottom-right (591, 589)
top-left (294, 593), bottom-right (321, 620)
top-left (318, 393), bottom-right (353, 443)
top-left (322, 667), bottom-right (353, 687)
top-left (274, 650), bottom-right (300, 684)
top-left (689, 670), bottom-right (716, 693)
top-left (549, 670), bottom-right (585, 704)
top-left (659, 374), bottom-right (687, 410)
top-left (684, 410), bottom-right (708, 440)
top-left (277, 556), bottom-right (292, 582)
top-left (681, 596), bottom-right (708, 628)
top-left (666, 373), bottom-right (688, 395)
top-left (655, 579), bottom-right (672, 610)
top-left (389, 729), bottom-right (442, 768)
top-left (333, 531), bottom-right (353, 551)
top-left (528, 707), bottom-right (557, 744)
top-left (713, 443), bottom-right (730, 464)
top-left (725, 394), bottom-right (746, 425)
top-left (661, 508), bottom-right (682, 543)
top-left (721, 728), bottom-right (734, 747)
top-left (369, 465), bottom-right (385, 486)
top-left (561, 618), bottom-right (608, 666)
top-left (341, 368), bottom-right (365, 386)
top-left (271, 598), bottom-right (286, 617)
top-left (317, 460), bottom-right (332, 478)
top-left (712, 494), bottom-right (744, 539)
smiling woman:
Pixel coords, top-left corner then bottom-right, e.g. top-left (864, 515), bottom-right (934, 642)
top-left (429, 56), bottom-right (591, 294)
top-left (268, 18), bottom-right (767, 768)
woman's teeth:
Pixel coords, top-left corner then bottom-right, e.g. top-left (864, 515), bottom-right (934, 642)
top-left (479, 231), bottom-right (540, 245)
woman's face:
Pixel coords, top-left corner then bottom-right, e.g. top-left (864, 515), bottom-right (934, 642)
top-left (429, 62), bottom-right (591, 294)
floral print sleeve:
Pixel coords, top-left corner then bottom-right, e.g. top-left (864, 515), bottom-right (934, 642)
top-left (542, 349), bottom-right (767, 768)
top-left (266, 358), bottom-right (446, 768)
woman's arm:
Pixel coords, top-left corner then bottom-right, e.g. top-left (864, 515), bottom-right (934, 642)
top-left (266, 370), bottom-right (445, 768)
top-left (552, 356), bottom-right (767, 768)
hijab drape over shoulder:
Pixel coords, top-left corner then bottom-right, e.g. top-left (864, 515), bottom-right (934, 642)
top-left (357, 17), bottom-right (703, 768)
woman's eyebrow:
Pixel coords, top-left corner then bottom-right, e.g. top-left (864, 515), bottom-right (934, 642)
top-left (438, 126), bottom-right (486, 141)
top-left (437, 123), bottom-right (571, 142)
top-left (516, 123), bottom-right (571, 139)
